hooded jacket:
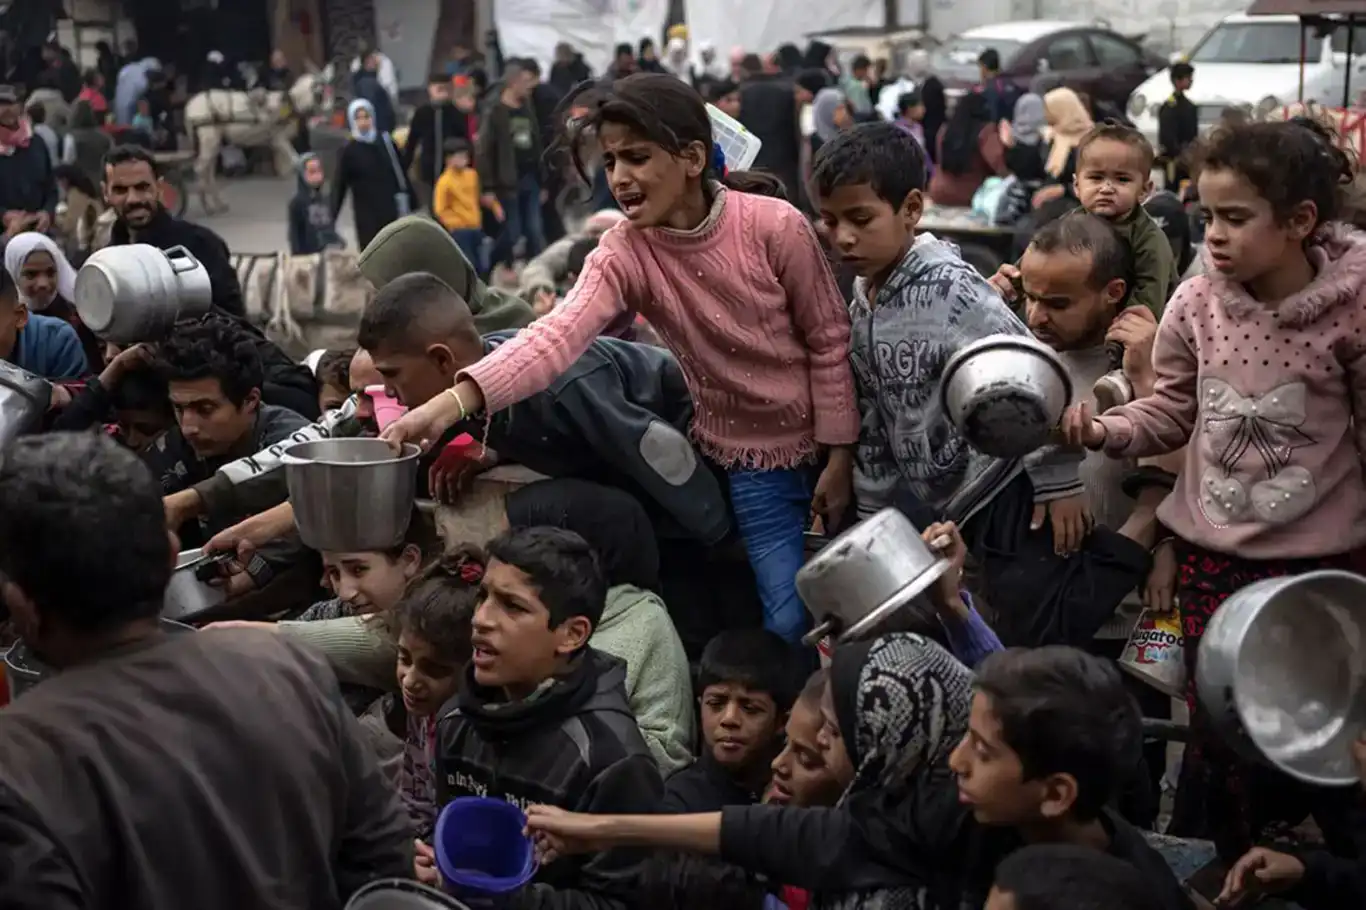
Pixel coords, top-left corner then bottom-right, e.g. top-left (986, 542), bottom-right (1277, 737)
top-left (358, 215), bottom-right (534, 334)
top-left (437, 649), bottom-right (663, 910)
top-left (288, 153), bottom-right (344, 255)
top-left (850, 234), bottom-right (1032, 524)
top-left (1097, 224), bottom-right (1366, 559)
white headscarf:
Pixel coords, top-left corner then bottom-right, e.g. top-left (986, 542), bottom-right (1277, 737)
top-left (4, 233), bottom-right (77, 311)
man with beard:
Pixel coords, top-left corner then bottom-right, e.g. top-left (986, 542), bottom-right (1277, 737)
top-left (103, 145), bottom-right (245, 318)
top-left (0, 85), bottom-right (57, 238)
top-left (0, 431), bottom-right (411, 910)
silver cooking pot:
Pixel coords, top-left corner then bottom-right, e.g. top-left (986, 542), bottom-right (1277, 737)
top-left (163, 548), bottom-right (232, 622)
top-left (1197, 569), bottom-right (1366, 786)
top-left (796, 508), bottom-right (950, 647)
top-left (940, 334), bottom-right (1073, 459)
top-left (346, 880), bottom-right (471, 910)
top-left (0, 361), bottom-right (51, 449)
top-left (284, 437), bottom-right (422, 553)
top-left (75, 243), bottom-right (213, 344)
top-left (5, 619), bottom-right (194, 700)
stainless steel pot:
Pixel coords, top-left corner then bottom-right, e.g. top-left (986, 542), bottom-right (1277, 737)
top-left (163, 548), bottom-right (231, 622)
top-left (940, 334), bottom-right (1073, 459)
top-left (4, 619), bottom-right (194, 700)
top-left (1197, 569), bottom-right (1366, 786)
top-left (75, 243), bottom-right (214, 344)
top-left (0, 361), bottom-right (51, 449)
top-left (284, 437), bottom-right (423, 553)
top-left (346, 880), bottom-right (471, 910)
top-left (796, 508), bottom-right (950, 647)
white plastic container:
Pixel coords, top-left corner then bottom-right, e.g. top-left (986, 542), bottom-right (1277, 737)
top-left (707, 103), bottom-right (762, 171)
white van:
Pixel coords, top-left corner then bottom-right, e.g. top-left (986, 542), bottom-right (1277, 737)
top-left (1128, 13), bottom-right (1366, 147)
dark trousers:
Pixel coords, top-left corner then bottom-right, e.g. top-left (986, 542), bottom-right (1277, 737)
top-left (490, 172), bottom-right (545, 268)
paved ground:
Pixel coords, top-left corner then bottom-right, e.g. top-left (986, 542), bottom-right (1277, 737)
top-left (187, 173), bottom-right (361, 256)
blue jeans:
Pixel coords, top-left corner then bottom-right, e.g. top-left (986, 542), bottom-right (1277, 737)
top-left (728, 468), bottom-right (813, 645)
top-left (490, 172), bottom-right (545, 268)
top-left (450, 228), bottom-right (487, 276)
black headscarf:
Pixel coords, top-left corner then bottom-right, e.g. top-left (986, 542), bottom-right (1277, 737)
top-left (505, 478), bottom-right (660, 591)
top-left (939, 91), bottom-right (993, 176)
top-left (919, 76), bottom-right (948, 165)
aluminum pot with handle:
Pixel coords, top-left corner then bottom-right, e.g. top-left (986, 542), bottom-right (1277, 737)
top-left (1196, 569), bottom-right (1366, 786)
top-left (0, 361), bottom-right (51, 449)
top-left (940, 334), bottom-right (1073, 459)
top-left (284, 437), bottom-right (423, 553)
top-left (796, 507), bottom-right (950, 648)
top-left (75, 243), bottom-right (214, 344)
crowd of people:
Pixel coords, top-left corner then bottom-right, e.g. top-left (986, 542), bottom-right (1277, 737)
top-left (2, 22), bottom-right (1366, 910)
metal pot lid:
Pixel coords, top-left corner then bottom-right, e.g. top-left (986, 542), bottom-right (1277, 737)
top-left (838, 556), bottom-right (952, 642)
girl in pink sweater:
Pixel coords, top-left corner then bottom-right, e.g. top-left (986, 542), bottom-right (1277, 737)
top-left (1063, 119), bottom-right (1366, 858)
top-left (383, 74), bottom-right (859, 645)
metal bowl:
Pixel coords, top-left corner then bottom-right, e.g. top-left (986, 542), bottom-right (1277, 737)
top-left (283, 437), bottom-right (422, 553)
top-left (940, 334), bottom-right (1073, 459)
top-left (796, 507), bottom-right (950, 646)
top-left (163, 548), bottom-right (229, 622)
top-left (5, 619), bottom-right (194, 700)
top-left (1197, 570), bottom-right (1366, 786)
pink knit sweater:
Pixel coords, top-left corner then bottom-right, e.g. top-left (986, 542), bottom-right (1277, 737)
top-left (1097, 226), bottom-right (1366, 559)
top-left (461, 189), bottom-right (859, 469)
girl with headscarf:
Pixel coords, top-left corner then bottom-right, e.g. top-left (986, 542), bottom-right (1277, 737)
top-left (918, 76), bottom-right (947, 166)
top-left (505, 478), bottom-right (695, 775)
top-left (1041, 87), bottom-right (1094, 187)
top-left (927, 91), bottom-right (1007, 207)
top-left (4, 232), bottom-right (101, 369)
top-left (810, 88), bottom-right (851, 156)
top-left (1001, 93), bottom-right (1046, 182)
top-left (524, 634), bottom-right (1005, 909)
top-left (331, 99), bottom-right (415, 249)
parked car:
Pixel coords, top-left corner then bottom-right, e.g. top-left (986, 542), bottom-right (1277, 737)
top-left (1128, 12), bottom-right (1366, 148)
top-left (929, 20), bottom-right (1164, 110)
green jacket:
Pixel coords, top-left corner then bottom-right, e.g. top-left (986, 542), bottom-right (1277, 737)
top-left (1105, 204), bottom-right (1180, 319)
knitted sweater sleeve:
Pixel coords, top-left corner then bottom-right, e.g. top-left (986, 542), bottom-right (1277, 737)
top-left (460, 232), bottom-right (638, 412)
top-left (770, 206), bottom-right (860, 446)
top-left (277, 615), bottom-right (397, 691)
top-left (1096, 279), bottom-right (1201, 458)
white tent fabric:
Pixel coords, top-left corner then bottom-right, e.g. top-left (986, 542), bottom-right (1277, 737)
top-left (682, 0), bottom-right (881, 62)
top-left (494, 0), bottom-right (671, 77)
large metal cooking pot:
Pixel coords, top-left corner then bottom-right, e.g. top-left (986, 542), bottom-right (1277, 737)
top-left (4, 618), bottom-right (194, 700)
top-left (346, 880), bottom-right (471, 910)
top-left (284, 437), bottom-right (423, 553)
top-left (1197, 569), bottom-right (1366, 786)
top-left (163, 548), bottom-right (231, 622)
top-left (75, 243), bottom-right (213, 344)
top-left (796, 507), bottom-right (950, 647)
top-left (0, 361), bottom-right (51, 449)
top-left (940, 334), bottom-right (1073, 459)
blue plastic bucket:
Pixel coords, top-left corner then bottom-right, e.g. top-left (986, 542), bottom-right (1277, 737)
top-left (433, 797), bottom-right (536, 900)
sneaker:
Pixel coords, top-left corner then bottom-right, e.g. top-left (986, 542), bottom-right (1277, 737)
top-left (1092, 370), bottom-right (1134, 412)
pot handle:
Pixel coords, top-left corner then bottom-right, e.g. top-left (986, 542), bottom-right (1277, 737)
top-left (801, 618), bottom-right (838, 649)
top-left (164, 245), bottom-right (204, 274)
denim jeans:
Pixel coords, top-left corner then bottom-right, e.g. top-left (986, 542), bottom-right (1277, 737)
top-left (728, 467), bottom-right (813, 645)
top-left (450, 228), bottom-right (487, 276)
top-left (490, 171), bottom-right (545, 268)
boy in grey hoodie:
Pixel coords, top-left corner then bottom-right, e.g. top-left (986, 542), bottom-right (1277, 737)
top-left (811, 122), bottom-right (1148, 648)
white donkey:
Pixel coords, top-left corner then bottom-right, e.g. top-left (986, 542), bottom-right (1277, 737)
top-left (183, 68), bottom-right (332, 215)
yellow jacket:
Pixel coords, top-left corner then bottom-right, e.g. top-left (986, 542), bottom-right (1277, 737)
top-left (434, 167), bottom-right (481, 231)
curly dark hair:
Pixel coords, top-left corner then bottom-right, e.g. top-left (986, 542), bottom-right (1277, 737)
top-left (154, 314), bottom-right (264, 406)
top-left (390, 543), bottom-right (484, 665)
top-left (810, 120), bottom-right (926, 208)
top-left (1192, 116), bottom-right (1357, 228)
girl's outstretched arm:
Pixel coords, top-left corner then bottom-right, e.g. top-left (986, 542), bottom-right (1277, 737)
top-left (1093, 280), bottom-right (1202, 458)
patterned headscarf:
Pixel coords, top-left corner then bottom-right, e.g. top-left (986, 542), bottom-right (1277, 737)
top-left (823, 634), bottom-right (974, 910)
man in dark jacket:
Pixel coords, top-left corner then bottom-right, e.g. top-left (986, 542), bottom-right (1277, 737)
top-left (0, 432), bottom-right (412, 910)
top-left (478, 58), bottom-right (546, 272)
top-left (736, 57), bottom-right (803, 203)
top-left (436, 526), bottom-right (663, 910)
top-left (550, 42), bottom-right (592, 95)
top-left (170, 274), bottom-right (730, 549)
top-left (103, 144), bottom-right (245, 318)
top-left (402, 73), bottom-right (469, 210)
top-left (144, 315), bottom-right (312, 599)
top-left (0, 85), bottom-right (58, 235)
top-left (1157, 62), bottom-right (1198, 191)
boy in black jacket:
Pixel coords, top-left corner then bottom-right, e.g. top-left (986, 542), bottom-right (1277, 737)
top-left (436, 526), bottom-right (663, 910)
top-left (663, 630), bottom-right (794, 813)
top-left (1157, 63), bottom-right (1198, 191)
